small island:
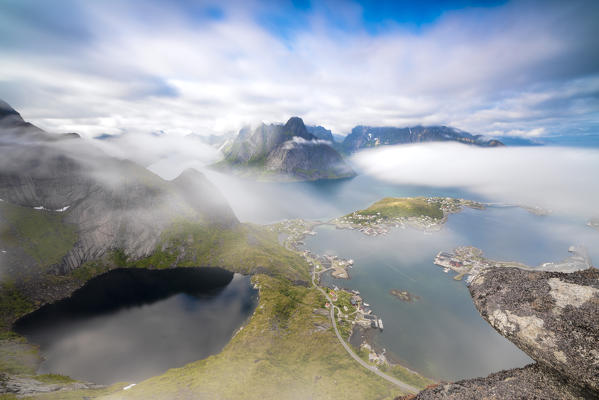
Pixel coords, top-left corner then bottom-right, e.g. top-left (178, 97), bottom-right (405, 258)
top-left (390, 289), bottom-right (420, 303)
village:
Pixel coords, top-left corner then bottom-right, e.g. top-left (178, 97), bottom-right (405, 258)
top-left (268, 218), bottom-right (389, 360)
top-left (330, 211), bottom-right (444, 236)
top-left (434, 244), bottom-right (592, 282)
top-left (330, 197), bottom-right (486, 236)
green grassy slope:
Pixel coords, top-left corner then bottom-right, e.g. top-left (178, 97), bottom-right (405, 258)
top-left (0, 201), bottom-right (77, 270)
top-left (352, 197), bottom-right (444, 219)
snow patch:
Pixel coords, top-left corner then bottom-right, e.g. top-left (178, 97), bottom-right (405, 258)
top-left (123, 383), bottom-right (136, 390)
top-left (32, 205), bottom-right (71, 212)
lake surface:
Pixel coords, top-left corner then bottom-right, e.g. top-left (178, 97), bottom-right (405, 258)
top-left (14, 268), bottom-right (258, 385)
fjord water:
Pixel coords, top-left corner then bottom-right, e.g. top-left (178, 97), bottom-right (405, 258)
top-left (14, 268), bottom-right (257, 385)
top-left (208, 171), bottom-right (597, 381)
top-left (303, 206), bottom-right (598, 381)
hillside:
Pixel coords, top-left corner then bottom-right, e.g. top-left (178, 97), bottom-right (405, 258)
top-left (0, 100), bottom-right (312, 328)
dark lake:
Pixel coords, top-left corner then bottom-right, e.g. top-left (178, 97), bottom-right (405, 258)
top-left (14, 267), bottom-right (258, 385)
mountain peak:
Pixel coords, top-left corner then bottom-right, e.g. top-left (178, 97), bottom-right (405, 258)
top-left (283, 117), bottom-right (313, 140)
top-left (0, 99), bottom-right (24, 121)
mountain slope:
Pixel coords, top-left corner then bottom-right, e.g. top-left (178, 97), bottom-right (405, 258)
top-left (0, 100), bottom-right (309, 296)
top-left (216, 117), bottom-right (355, 181)
top-left (342, 125), bottom-right (503, 153)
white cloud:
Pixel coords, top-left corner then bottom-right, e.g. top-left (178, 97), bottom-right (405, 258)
top-left (352, 143), bottom-right (599, 218)
top-left (282, 136), bottom-right (332, 149)
top-left (0, 0), bottom-right (597, 138)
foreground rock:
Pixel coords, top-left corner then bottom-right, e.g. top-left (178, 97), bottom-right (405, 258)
top-left (471, 267), bottom-right (599, 393)
top-left (401, 364), bottom-right (590, 400)
top-left (403, 267), bottom-right (599, 399)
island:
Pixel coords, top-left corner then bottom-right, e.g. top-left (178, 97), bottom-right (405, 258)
top-left (331, 197), bottom-right (485, 235)
top-left (390, 289), bottom-right (420, 303)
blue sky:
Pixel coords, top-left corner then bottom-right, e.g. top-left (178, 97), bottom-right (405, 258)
top-left (0, 0), bottom-right (597, 137)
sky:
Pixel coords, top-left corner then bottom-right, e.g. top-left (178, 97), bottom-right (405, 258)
top-left (0, 0), bottom-right (598, 138)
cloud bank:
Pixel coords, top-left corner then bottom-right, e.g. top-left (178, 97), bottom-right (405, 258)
top-left (0, 0), bottom-right (597, 138)
top-left (352, 143), bottom-right (599, 217)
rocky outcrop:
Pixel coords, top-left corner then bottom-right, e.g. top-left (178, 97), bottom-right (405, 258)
top-left (306, 125), bottom-right (335, 143)
top-left (216, 117), bottom-right (355, 181)
top-left (0, 373), bottom-right (103, 396)
top-left (470, 267), bottom-right (599, 394)
top-left (403, 267), bottom-right (599, 399)
top-left (264, 137), bottom-right (355, 181)
top-left (401, 364), bottom-right (590, 400)
top-left (342, 125), bottom-right (503, 153)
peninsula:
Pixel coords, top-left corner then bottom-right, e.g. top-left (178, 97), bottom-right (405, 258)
top-left (331, 197), bottom-right (485, 235)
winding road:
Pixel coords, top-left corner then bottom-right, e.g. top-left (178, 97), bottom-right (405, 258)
top-left (311, 270), bottom-right (419, 394)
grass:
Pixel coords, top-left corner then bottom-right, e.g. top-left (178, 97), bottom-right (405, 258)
top-left (33, 374), bottom-right (76, 384)
top-left (0, 281), bottom-right (35, 330)
top-left (0, 331), bottom-right (39, 375)
top-left (0, 202), bottom-right (78, 270)
top-left (353, 197), bottom-right (444, 220)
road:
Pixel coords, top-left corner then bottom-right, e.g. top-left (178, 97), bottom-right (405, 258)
top-left (311, 270), bottom-right (419, 394)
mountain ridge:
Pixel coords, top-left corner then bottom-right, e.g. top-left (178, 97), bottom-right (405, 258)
top-left (341, 125), bottom-right (503, 153)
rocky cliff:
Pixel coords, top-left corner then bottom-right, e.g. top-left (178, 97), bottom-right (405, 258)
top-left (215, 117), bottom-right (355, 181)
top-left (342, 125), bottom-right (503, 153)
top-left (306, 125), bottom-right (335, 143)
top-left (403, 267), bottom-right (599, 399)
top-left (0, 100), bottom-right (238, 281)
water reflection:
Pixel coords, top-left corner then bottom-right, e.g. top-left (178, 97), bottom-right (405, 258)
top-left (14, 268), bottom-right (257, 385)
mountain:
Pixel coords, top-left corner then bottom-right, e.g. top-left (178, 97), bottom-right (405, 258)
top-left (0, 101), bottom-right (243, 284)
top-left (0, 100), bottom-right (79, 142)
top-left (306, 125), bottom-right (334, 143)
top-left (341, 125), bottom-right (504, 153)
top-left (215, 117), bottom-right (355, 181)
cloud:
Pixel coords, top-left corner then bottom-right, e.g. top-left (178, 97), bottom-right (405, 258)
top-left (90, 132), bottom-right (222, 177)
top-left (282, 136), bottom-right (332, 149)
top-left (0, 0), bottom-right (597, 138)
top-left (352, 143), bottom-right (599, 218)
